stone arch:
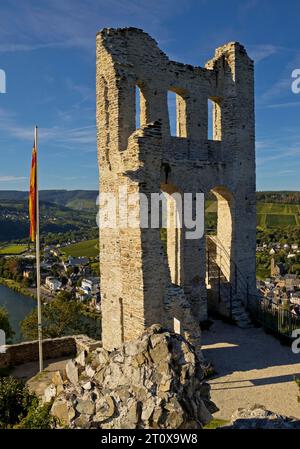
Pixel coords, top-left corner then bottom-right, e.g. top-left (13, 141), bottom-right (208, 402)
top-left (206, 185), bottom-right (234, 282)
top-left (211, 186), bottom-right (234, 270)
top-left (206, 185), bottom-right (237, 316)
top-left (160, 182), bottom-right (183, 286)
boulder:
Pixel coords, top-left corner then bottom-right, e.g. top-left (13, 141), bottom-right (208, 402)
top-left (51, 397), bottom-right (74, 427)
top-left (94, 395), bottom-right (115, 422)
top-left (76, 398), bottom-right (95, 416)
top-left (43, 384), bottom-right (57, 404)
top-left (65, 360), bottom-right (78, 384)
top-left (75, 351), bottom-right (86, 367)
top-left (52, 371), bottom-right (64, 386)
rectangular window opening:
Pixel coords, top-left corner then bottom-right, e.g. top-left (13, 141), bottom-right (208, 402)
top-left (208, 97), bottom-right (222, 141)
top-left (135, 85), bottom-right (141, 129)
top-left (168, 90), bottom-right (187, 138)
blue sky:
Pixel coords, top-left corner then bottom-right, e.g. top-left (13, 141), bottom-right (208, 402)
top-left (0, 0), bottom-right (300, 191)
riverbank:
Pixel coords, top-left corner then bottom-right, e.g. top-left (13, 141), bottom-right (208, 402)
top-left (0, 277), bottom-right (36, 300)
top-left (0, 277), bottom-right (100, 318)
top-left (0, 285), bottom-right (37, 342)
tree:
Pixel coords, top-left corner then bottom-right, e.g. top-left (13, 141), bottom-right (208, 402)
top-left (0, 377), bottom-right (33, 428)
top-left (22, 277), bottom-right (30, 288)
top-left (20, 296), bottom-right (100, 340)
top-left (0, 306), bottom-right (14, 343)
top-left (0, 377), bottom-right (54, 429)
top-left (15, 400), bottom-right (54, 429)
top-left (60, 276), bottom-right (68, 287)
top-left (57, 290), bottom-right (72, 301)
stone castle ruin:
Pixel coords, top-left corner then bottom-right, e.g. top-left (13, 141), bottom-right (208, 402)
top-left (96, 28), bottom-right (256, 354)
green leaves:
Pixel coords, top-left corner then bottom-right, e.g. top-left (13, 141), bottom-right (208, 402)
top-left (0, 306), bottom-right (14, 343)
top-left (0, 377), bottom-right (33, 428)
top-left (21, 295), bottom-right (100, 341)
top-left (0, 377), bottom-right (54, 429)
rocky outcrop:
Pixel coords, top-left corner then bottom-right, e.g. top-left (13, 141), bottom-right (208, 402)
top-left (45, 324), bottom-right (217, 429)
top-left (223, 405), bottom-right (300, 429)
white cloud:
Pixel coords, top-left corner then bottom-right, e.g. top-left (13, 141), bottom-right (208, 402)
top-left (257, 50), bottom-right (300, 106)
top-left (262, 101), bottom-right (300, 109)
top-left (0, 0), bottom-right (190, 54)
top-left (247, 44), bottom-right (280, 63)
top-left (0, 107), bottom-right (96, 151)
top-left (0, 176), bottom-right (26, 182)
top-left (0, 38), bottom-right (93, 53)
top-left (65, 79), bottom-right (94, 102)
top-left (238, 0), bottom-right (259, 13)
top-left (258, 78), bottom-right (292, 105)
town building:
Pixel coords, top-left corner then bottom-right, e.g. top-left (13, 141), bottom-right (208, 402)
top-left (45, 276), bottom-right (62, 292)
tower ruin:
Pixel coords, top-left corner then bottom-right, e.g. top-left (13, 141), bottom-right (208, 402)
top-left (96, 28), bottom-right (256, 352)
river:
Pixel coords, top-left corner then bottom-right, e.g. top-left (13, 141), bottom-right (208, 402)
top-left (0, 284), bottom-right (36, 343)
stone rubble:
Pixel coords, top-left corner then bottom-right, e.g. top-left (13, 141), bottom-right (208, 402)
top-left (223, 405), bottom-right (300, 429)
top-left (45, 324), bottom-right (218, 429)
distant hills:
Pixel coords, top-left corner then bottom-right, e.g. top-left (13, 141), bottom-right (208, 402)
top-left (0, 190), bottom-right (98, 211)
top-left (0, 190), bottom-right (300, 243)
top-left (0, 191), bottom-right (99, 243)
top-left (256, 191), bottom-right (300, 204)
top-left (0, 190), bottom-right (299, 209)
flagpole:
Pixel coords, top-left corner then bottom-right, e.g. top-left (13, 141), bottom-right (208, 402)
top-left (35, 125), bottom-right (43, 372)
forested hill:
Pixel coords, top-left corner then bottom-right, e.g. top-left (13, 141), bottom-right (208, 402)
top-left (256, 192), bottom-right (300, 204)
top-left (1, 190), bottom-right (299, 208)
top-left (0, 190), bottom-right (300, 243)
top-left (0, 190), bottom-right (98, 210)
top-left (0, 191), bottom-right (99, 243)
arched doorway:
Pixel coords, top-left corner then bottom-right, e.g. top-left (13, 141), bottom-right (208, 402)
top-left (160, 183), bottom-right (183, 287)
top-left (206, 186), bottom-right (235, 316)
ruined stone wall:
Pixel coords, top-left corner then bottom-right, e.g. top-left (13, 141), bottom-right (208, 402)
top-left (96, 28), bottom-right (256, 351)
top-left (0, 335), bottom-right (100, 369)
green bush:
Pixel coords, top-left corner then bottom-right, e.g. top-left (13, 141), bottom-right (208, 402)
top-left (0, 377), bottom-right (33, 428)
top-left (0, 377), bottom-right (54, 429)
top-left (21, 295), bottom-right (101, 340)
top-left (16, 399), bottom-right (54, 429)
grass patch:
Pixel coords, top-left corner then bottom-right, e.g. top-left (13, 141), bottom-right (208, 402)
top-left (206, 201), bottom-right (300, 229)
top-left (257, 202), bottom-right (299, 228)
top-left (90, 261), bottom-right (99, 275)
top-left (62, 239), bottom-right (99, 258)
top-left (204, 418), bottom-right (230, 429)
top-left (266, 214), bottom-right (296, 227)
top-left (0, 244), bottom-right (28, 255)
top-left (256, 266), bottom-right (270, 280)
top-left (256, 213), bottom-right (266, 227)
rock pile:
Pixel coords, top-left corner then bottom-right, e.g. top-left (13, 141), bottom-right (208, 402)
top-left (45, 324), bottom-right (217, 429)
top-left (223, 405), bottom-right (300, 429)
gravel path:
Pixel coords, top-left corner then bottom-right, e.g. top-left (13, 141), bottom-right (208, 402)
top-left (201, 319), bottom-right (300, 420)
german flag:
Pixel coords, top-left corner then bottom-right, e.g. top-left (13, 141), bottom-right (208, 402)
top-left (29, 136), bottom-right (37, 242)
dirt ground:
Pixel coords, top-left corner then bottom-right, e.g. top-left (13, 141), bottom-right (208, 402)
top-left (202, 319), bottom-right (300, 420)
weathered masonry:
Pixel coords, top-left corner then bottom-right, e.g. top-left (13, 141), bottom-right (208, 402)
top-left (96, 27), bottom-right (256, 353)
